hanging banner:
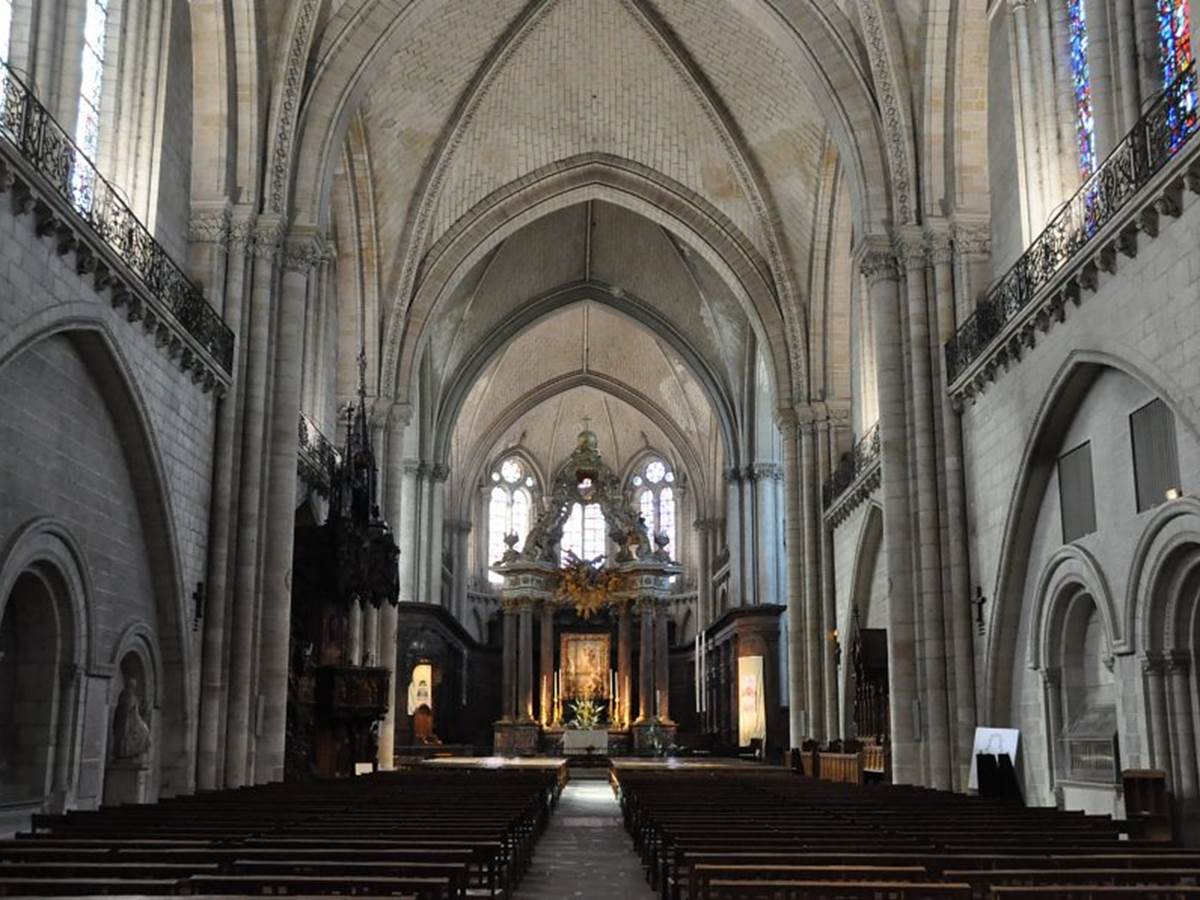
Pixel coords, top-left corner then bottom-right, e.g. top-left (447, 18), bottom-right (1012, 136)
top-left (738, 655), bottom-right (766, 746)
top-left (407, 663), bottom-right (433, 715)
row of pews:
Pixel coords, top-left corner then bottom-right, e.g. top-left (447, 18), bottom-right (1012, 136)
top-left (614, 766), bottom-right (1200, 900)
top-left (0, 765), bottom-right (562, 898)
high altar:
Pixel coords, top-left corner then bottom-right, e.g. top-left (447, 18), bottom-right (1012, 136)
top-left (492, 430), bottom-right (680, 755)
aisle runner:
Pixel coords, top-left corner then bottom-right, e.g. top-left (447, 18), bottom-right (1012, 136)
top-left (516, 779), bottom-right (656, 899)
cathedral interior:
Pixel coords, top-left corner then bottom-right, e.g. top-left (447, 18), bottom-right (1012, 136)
top-left (3, 0), bottom-right (1200, 895)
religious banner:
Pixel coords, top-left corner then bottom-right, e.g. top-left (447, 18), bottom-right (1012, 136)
top-left (561, 633), bottom-right (611, 700)
top-left (406, 662), bottom-right (432, 715)
top-left (738, 655), bottom-right (766, 746)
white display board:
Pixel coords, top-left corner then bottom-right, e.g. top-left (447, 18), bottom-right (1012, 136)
top-left (968, 726), bottom-right (1020, 791)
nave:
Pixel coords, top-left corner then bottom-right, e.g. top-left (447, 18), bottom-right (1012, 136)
top-left (3, 759), bottom-right (1200, 899)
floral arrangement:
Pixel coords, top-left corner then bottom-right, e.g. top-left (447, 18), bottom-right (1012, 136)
top-left (569, 697), bottom-right (604, 729)
top-left (558, 550), bottom-right (623, 619)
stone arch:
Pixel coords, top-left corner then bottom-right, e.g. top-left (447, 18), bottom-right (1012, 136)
top-left (1027, 545), bottom-right (1118, 673)
top-left (452, 371), bottom-right (710, 525)
top-left (1130, 498), bottom-right (1200, 654)
top-left (0, 519), bottom-right (91, 811)
top-left (0, 313), bottom-right (195, 794)
top-left (389, 155), bottom-right (792, 414)
top-left (983, 349), bottom-right (1200, 724)
top-left (432, 280), bottom-right (739, 470)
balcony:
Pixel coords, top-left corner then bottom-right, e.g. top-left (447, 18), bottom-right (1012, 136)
top-left (0, 60), bottom-right (233, 388)
top-left (822, 424), bottom-right (880, 527)
top-left (946, 63), bottom-right (1199, 401)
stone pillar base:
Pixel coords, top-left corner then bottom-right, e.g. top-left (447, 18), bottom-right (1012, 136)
top-left (493, 721), bottom-right (542, 757)
top-left (103, 759), bottom-right (150, 806)
top-left (631, 721), bottom-right (678, 755)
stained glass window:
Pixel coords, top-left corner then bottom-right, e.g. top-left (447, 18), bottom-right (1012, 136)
top-left (1159, 0), bottom-right (1197, 152)
top-left (561, 502), bottom-right (607, 561)
top-left (630, 457), bottom-right (677, 561)
top-left (1067, 0), bottom-right (1096, 178)
top-left (72, 0), bottom-right (109, 209)
top-left (0, 0), bottom-right (14, 63)
top-left (487, 457), bottom-right (534, 584)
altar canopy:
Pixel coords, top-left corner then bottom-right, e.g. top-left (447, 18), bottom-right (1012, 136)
top-left (491, 429), bottom-right (681, 754)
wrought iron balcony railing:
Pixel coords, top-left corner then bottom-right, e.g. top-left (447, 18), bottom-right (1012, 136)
top-left (298, 413), bottom-right (341, 497)
top-left (0, 59), bottom-right (234, 372)
top-left (822, 424), bottom-right (880, 510)
top-left (946, 62), bottom-right (1199, 384)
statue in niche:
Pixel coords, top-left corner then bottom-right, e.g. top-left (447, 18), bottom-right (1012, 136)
top-left (112, 676), bottom-right (151, 759)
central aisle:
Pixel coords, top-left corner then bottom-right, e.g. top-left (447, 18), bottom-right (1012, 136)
top-left (516, 776), bottom-right (656, 899)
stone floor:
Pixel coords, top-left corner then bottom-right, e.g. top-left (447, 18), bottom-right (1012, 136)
top-left (515, 776), bottom-right (656, 899)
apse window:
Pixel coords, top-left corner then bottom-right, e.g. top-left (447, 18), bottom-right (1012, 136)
top-left (1130, 398), bottom-right (1181, 513)
top-left (631, 456), bottom-right (676, 556)
top-left (487, 456), bottom-right (533, 583)
top-left (1058, 442), bottom-right (1097, 543)
top-left (561, 502), bottom-right (606, 561)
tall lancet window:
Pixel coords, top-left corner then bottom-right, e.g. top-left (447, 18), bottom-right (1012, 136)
top-left (72, 0), bottom-right (109, 207)
top-left (486, 457), bottom-right (534, 585)
top-left (631, 457), bottom-right (676, 555)
top-left (561, 502), bottom-right (606, 561)
top-left (1159, 0), bottom-right (1197, 152)
top-left (1067, 0), bottom-right (1096, 177)
top-left (0, 0), bottom-right (14, 62)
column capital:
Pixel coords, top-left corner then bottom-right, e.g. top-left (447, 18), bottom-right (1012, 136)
top-left (501, 596), bottom-right (522, 613)
top-left (723, 466), bottom-right (743, 484)
top-left (1141, 651), bottom-right (1167, 675)
top-left (924, 226), bottom-right (954, 265)
top-left (430, 463), bottom-right (451, 483)
top-left (855, 238), bottom-right (900, 287)
top-left (1167, 649), bottom-right (1192, 674)
top-left (951, 219), bottom-right (992, 258)
top-left (251, 214), bottom-right (288, 260)
top-left (281, 229), bottom-right (327, 275)
top-left (1039, 665), bottom-right (1062, 687)
top-left (892, 225), bottom-right (928, 271)
top-left (188, 201), bottom-right (232, 247)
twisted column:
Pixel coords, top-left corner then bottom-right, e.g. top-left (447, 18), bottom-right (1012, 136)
top-left (637, 598), bottom-right (655, 723)
top-left (501, 599), bottom-right (517, 721)
top-left (540, 600), bottom-right (555, 725)
top-left (655, 601), bottom-right (671, 723)
top-left (517, 599), bottom-right (535, 722)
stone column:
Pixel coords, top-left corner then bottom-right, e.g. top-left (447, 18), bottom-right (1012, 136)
top-left (256, 230), bottom-right (319, 784)
top-left (540, 600), bottom-right (555, 725)
top-left (655, 601), bottom-right (671, 722)
top-left (1041, 667), bottom-right (1063, 777)
top-left (781, 415), bottom-right (806, 746)
top-left (427, 465), bottom-right (449, 606)
top-left (898, 229), bottom-right (950, 789)
top-left (859, 241), bottom-right (919, 784)
top-left (1010, 0), bottom-right (1046, 232)
top-left (414, 464), bottom-right (431, 601)
top-left (224, 217), bottom-right (282, 788)
top-left (501, 600), bottom-right (517, 721)
top-left (193, 207), bottom-right (238, 791)
top-left (931, 225), bottom-right (977, 789)
top-left (1168, 652), bottom-right (1199, 800)
top-left (818, 415), bottom-right (840, 740)
top-left (694, 520), bottom-right (713, 628)
top-left (398, 461), bottom-right (420, 603)
top-left (376, 406), bottom-right (409, 770)
top-left (617, 600), bottom-right (633, 728)
top-left (450, 521), bottom-right (471, 623)
top-left (1112, 0), bottom-right (1142, 136)
top-left (1143, 653), bottom-right (1172, 785)
top-left (724, 468), bottom-right (745, 605)
top-left (517, 599), bottom-right (535, 722)
top-left (800, 417), bottom-right (824, 742)
top-left (637, 598), bottom-right (655, 723)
